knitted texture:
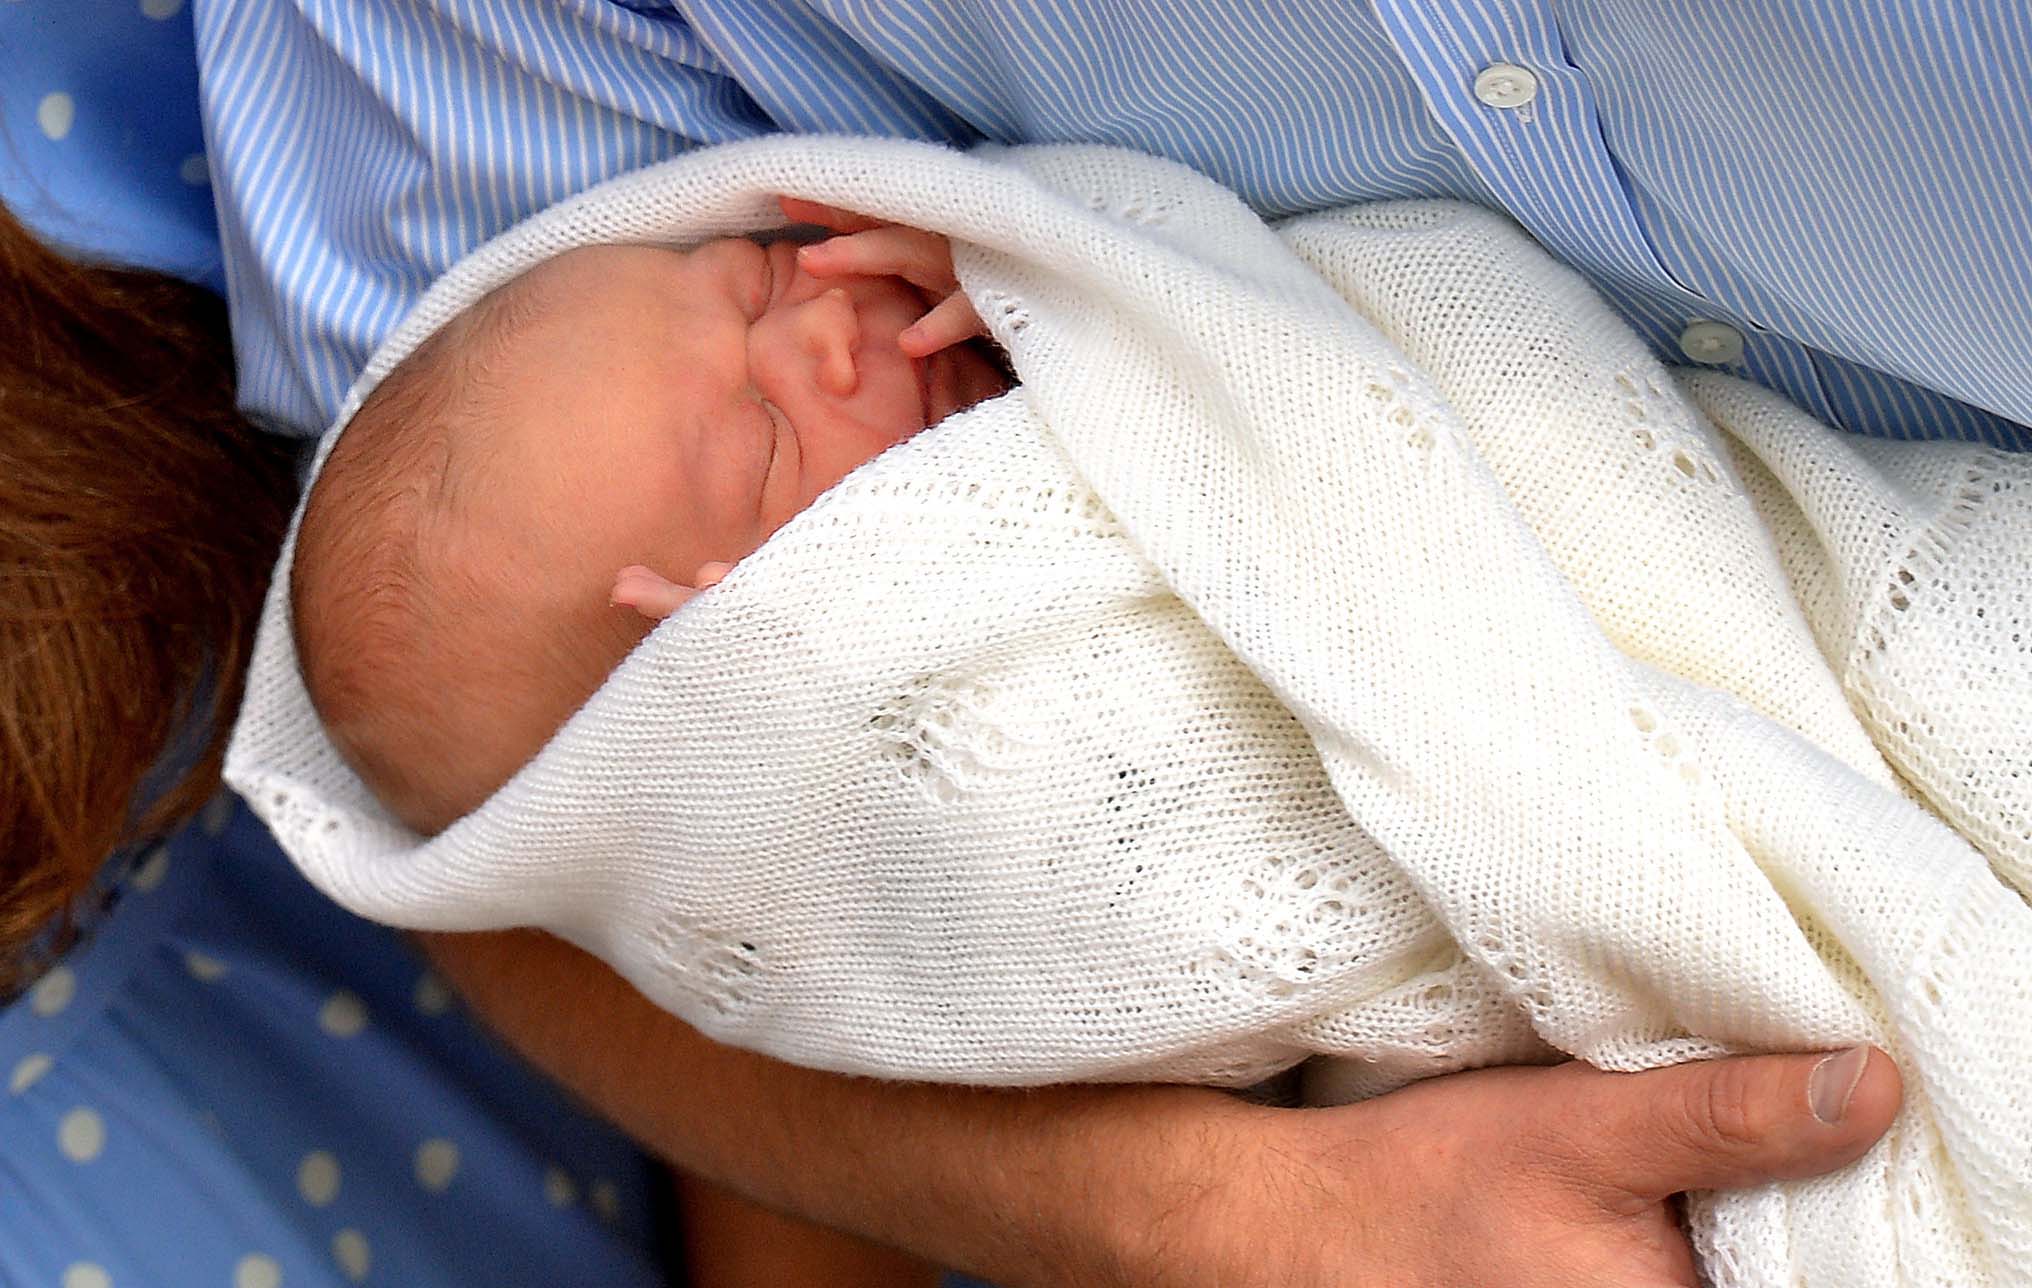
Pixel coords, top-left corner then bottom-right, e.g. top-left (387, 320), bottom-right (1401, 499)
top-left (226, 139), bottom-right (2031, 1286)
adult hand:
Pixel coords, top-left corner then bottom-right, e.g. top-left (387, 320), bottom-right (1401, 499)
top-left (420, 930), bottom-right (1899, 1288)
top-left (1115, 1048), bottom-right (1899, 1288)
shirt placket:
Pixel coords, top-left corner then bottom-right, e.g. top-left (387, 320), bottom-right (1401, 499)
top-left (1369, 0), bottom-right (1840, 423)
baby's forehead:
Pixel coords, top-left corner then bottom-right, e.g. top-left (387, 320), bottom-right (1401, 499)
top-left (457, 237), bottom-right (768, 353)
top-left (346, 232), bottom-right (780, 481)
top-left (511, 235), bottom-right (755, 291)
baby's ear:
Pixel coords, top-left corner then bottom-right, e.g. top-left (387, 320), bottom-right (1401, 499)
top-left (609, 562), bottom-right (735, 621)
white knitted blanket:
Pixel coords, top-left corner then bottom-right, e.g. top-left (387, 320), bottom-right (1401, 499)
top-left (227, 139), bottom-right (2032, 1286)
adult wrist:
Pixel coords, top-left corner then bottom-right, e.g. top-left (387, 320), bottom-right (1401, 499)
top-left (806, 1080), bottom-right (1233, 1288)
top-left (997, 1084), bottom-right (1271, 1288)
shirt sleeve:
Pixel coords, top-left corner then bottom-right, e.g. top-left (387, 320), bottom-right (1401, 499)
top-left (196, 0), bottom-right (780, 434)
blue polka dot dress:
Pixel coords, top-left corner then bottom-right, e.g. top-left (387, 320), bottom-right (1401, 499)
top-left (0, 798), bottom-right (671, 1287)
top-left (0, 0), bottom-right (224, 287)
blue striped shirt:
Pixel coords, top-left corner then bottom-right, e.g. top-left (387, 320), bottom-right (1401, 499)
top-left (194, 0), bottom-right (2032, 450)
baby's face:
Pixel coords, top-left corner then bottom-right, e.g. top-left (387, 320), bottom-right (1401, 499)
top-left (302, 234), bottom-right (1010, 834)
top-left (476, 238), bottom-right (1007, 597)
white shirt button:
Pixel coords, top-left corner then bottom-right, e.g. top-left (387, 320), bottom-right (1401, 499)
top-left (1678, 320), bottom-right (1746, 365)
top-left (1473, 63), bottom-right (1539, 110)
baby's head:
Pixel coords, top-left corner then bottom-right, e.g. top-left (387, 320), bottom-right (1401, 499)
top-left (293, 236), bottom-right (1008, 834)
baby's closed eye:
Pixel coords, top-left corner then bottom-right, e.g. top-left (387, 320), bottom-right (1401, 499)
top-left (755, 397), bottom-right (792, 467)
top-left (746, 396), bottom-right (802, 520)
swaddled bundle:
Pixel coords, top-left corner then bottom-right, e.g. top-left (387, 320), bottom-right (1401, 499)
top-left (227, 138), bottom-right (2031, 1286)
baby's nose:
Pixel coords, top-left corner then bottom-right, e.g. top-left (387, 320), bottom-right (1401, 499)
top-left (791, 288), bottom-right (859, 397)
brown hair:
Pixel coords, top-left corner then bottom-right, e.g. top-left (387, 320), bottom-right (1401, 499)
top-left (292, 276), bottom-right (649, 836)
top-left (0, 204), bottom-right (297, 990)
top-left (290, 324), bottom-right (489, 835)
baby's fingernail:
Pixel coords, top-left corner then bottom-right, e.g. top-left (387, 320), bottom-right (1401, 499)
top-left (610, 567), bottom-right (652, 601)
top-left (1808, 1045), bottom-right (1872, 1124)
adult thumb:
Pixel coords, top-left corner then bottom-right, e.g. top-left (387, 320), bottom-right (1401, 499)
top-left (1584, 1045), bottom-right (1902, 1202)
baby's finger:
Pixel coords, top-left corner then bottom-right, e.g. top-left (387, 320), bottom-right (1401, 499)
top-left (798, 226), bottom-right (956, 294)
top-left (900, 293), bottom-right (989, 357)
top-left (611, 565), bottom-right (697, 621)
top-left (777, 196), bottom-right (883, 235)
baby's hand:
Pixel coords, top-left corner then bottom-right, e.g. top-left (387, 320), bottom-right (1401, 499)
top-left (610, 562), bottom-right (731, 621)
top-left (779, 197), bottom-right (988, 359)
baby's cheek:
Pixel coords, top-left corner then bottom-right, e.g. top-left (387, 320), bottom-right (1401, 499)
top-left (873, 359), bottom-right (929, 430)
top-left (688, 470), bottom-right (770, 557)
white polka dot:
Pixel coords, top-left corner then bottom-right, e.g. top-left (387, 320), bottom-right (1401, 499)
top-left (543, 1166), bottom-right (577, 1207)
top-left (233, 1252), bottom-right (281, 1288)
top-left (297, 1150), bottom-right (341, 1206)
top-left (62, 1263), bottom-right (111, 1288)
top-left (589, 1178), bottom-right (620, 1222)
top-left (10, 1052), bottom-right (53, 1094)
top-left (331, 1229), bottom-right (371, 1283)
top-left (36, 92), bottom-right (75, 141)
top-left (140, 0), bottom-right (184, 18)
top-left (200, 793), bottom-right (234, 837)
top-left (58, 1107), bottom-right (105, 1162)
top-left (30, 965), bottom-right (76, 1016)
top-left (184, 951), bottom-right (228, 982)
top-left (177, 153), bottom-right (209, 187)
top-left (414, 1137), bottom-right (460, 1192)
top-left (411, 972), bottom-right (451, 1015)
top-left (318, 989), bottom-right (368, 1037)
top-left (129, 845), bottom-right (170, 892)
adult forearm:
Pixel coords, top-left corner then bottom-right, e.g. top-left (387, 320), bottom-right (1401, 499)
top-left (417, 928), bottom-right (1225, 1286)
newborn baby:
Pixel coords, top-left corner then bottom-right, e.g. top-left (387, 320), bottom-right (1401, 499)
top-left (293, 200), bottom-right (1008, 836)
